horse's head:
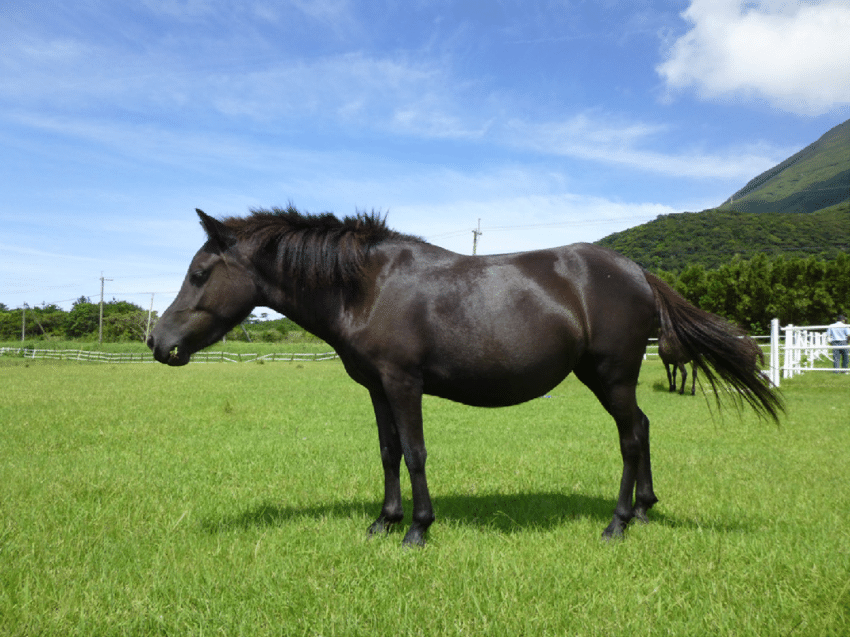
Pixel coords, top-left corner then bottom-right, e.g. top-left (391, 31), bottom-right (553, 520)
top-left (148, 209), bottom-right (260, 366)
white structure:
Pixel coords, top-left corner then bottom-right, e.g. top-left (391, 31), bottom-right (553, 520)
top-left (769, 319), bottom-right (847, 386)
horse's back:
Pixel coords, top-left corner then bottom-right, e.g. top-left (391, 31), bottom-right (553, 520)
top-left (344, 241), bottom-right (657, 406)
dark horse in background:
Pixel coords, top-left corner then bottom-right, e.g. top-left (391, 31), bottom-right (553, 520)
top-left (658, 329), bottom-right (697, 395)
top-left (148, 207), bottom-right (782, 545)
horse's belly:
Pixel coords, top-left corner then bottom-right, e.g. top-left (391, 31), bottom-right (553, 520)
top-left (422, 356), bottom-right (572, 407)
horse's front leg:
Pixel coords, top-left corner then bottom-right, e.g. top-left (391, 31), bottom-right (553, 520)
top-left (367, 390), bottom-right (404, 536)
top-left (381, 372), bottom-right (434, 547)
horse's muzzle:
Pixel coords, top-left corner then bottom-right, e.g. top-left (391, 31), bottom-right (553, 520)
top-left (147, 335), bottom-right (190, 366)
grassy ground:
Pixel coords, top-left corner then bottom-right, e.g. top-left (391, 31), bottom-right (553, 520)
top-left (0, 358), bottom-right (847, 635)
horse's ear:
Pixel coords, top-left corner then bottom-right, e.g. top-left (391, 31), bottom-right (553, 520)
top-left (196, 209), bottom-right (237, 252)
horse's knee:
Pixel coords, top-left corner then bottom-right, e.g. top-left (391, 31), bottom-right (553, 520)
top-left (619, 436), bottom-right (641, 462)
top-left (402, 444), bottom-right (427, 474)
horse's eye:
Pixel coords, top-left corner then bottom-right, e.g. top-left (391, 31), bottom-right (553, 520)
top-left (190, 269), bottom-right (209, 286)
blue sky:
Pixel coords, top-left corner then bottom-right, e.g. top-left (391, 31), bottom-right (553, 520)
top-left (2, 0), bottom-right (849, 316)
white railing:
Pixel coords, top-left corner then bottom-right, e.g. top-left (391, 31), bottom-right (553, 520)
top-left (0, 347), bottom-right (338, 364)
top-left (778, 322), bottom-right (847, 382)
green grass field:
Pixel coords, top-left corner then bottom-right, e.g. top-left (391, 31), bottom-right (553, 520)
top-left (1, 357), bottom-right (848, 636)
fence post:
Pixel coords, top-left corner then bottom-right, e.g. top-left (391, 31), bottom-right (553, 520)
top-left (769, 318), bottom-right (780, 388)
top-left (782, 324), bottom-right (794, 379)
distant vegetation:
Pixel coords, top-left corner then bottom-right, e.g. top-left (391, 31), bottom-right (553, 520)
top-left (0, 297), bottom-right (320, 345)
top-left (0, 298), bottom-right (151, 343)
top-left (653, 252), bottom-right (849, 335)
top-left (596, 206), bottom-right (849, 272)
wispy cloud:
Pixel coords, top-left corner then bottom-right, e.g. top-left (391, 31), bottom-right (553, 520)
top-left (502, 114), bottom-right (785, 180)
top-left (658, 0), bottom-right (850, 115)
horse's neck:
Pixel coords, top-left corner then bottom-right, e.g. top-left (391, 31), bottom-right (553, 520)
top-left (264, 282), bottom-right (347, 346)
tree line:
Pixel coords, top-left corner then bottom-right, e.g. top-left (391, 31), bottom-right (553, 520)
top-left (0, 297), bottom-right (312, 344)
top-left (0, 298), bottom-right (154, 342)
top-left (652, 252), bottom-right (849, 334)
top-left (2, 252), bottom-right (847, 342)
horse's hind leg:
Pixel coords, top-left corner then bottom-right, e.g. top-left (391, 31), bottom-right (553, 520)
top-left (678, 362), bottom-right (687, 395)
top-left (632, 410), bottom-right (658, 523)
top-left (576, 361), bottom-right (658, 538)
top-left (690, 363), bottom-right (697, 396)
top-left (665, 363), bottom-right (675, 392)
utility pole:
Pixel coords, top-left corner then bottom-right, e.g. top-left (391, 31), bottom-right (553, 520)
top-left (145, 293), bottom-right (155, 343)
top-left (472, 219), bottom-right (483, 255)
top-left (98, 273), bottom-right (113, 345)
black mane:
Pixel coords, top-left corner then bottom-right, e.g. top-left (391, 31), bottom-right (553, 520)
top-left (221, 205), bottom-right (423, 287)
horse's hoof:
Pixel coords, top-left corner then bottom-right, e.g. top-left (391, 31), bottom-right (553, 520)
top-left (367, 517), bottom-right (397, 537)
top-left (402, 526), bottom-right (427, 547)
top-left (601, 520), bottom-right (627, 541)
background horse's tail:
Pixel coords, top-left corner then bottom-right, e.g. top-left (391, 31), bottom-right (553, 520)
top-left (645, 272), bottom-right (783, 422)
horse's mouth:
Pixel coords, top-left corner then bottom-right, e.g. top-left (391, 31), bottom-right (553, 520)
top-left (165, 345), bottom-right (191, 366)
top-left (148, 336), bottom-right (191, 366)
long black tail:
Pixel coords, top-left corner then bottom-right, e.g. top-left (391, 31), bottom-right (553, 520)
top-left (645, 273), bottom-right (783, 423)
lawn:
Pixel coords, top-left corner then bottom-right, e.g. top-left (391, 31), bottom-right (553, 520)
top-left (0, 357), bottom-right (847, 635)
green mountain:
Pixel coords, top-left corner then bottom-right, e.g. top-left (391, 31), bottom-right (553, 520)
top-left (718, 118), bottom-right (850, 214)
top-left (595, 118), bottom-right (850, 271)
top-left (595, 207), bottom-right (848, 271)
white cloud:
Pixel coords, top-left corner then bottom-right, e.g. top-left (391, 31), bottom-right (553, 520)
top-left (658, 0), bottom-right (850, 115)
top-left (504, 114), bottom-right (783, 180)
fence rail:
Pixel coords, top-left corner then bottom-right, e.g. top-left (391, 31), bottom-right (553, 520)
top-left (777, 323), bottom-right (848, 383)
top-left (0, 347), bottom-right (339, 364)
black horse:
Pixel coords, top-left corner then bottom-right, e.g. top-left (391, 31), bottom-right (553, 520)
top-left (148, 207), bottom-right (782, 545)
top-left (658, 329), bottom-right (697, 395)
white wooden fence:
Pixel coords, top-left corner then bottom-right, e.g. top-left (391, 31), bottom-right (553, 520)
top-left (0, 347), bottom-right (338, 364)
top-left (642, 318), bottom-right (842, 388)
top-left (772, 319), bottom-right (848, 385)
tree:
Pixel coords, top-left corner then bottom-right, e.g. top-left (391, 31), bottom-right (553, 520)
top-left (102, 300), bottom-right (152, 342)
top-left (65, 300), bottom-right (100, 339)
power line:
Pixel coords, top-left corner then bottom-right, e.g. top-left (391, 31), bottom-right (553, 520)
top-left (425, 214), bottom-right (656, 241)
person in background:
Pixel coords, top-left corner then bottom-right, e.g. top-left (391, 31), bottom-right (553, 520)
top-left (826, 314), bottom-right (849, 373)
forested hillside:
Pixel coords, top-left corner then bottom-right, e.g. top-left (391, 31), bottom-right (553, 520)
top-left (597, 117), bottom-right (849, 272)
top-left (596, 206), bottom-right (848, 271)
top-left (718, 117), bottom-right (849, 215)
